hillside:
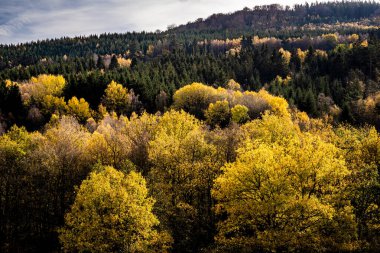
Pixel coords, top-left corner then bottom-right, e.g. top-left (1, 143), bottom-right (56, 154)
top-left (0, 1), bottom-right (380, 253)
top-left (173, 1), bottom-right (380, 33)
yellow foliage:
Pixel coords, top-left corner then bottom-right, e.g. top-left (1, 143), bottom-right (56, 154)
top-left (148, 110), bottom-right (221, 244)
top-left (87, 115), bottom-right (131, 169)
top-left (20, 74), bottom-right (66, 105)
top-left (322, 33), bottom-right (339, 43)
top-left (231, 104), bottom-right (250, 124)
top-left (172, 83), bottom-right (220, 118)
top-left (274, 75), bottom-right (292, 86)
top-left (257, 89), bottom-right (290, 118)
top-left (213, 114), bottom-right (354, 251)
top-left (40, 95), bottom-right (68, 116)
top-left (5, 79), bottom-right (18, 88)
top-left (101, 81), bottom-right (132, 115)
top-left (173, 83), bottom-right (289, 120)
top-left (205, 100), bottom-right (231, 128)
top-left (242, 113), bottom-right (297, 145)
top-left (279, 48), bottom-right (291, 65)
top-left (146, 45), bottom-right (155, 56)
top-left (315, 49), bottom-right (328, 58)
top-left (117, 57), bottom-right (132, 68)
top-left (360, 40), bottom-right (369, 47)
top-left (226, 79), bottom-right (241, 91)
top-left (67, 97), bottom-right (92, 123)
top-left (59, 166), bottom-right (170, 252)
top-left (296, 48), bottom-right (307, 63)
top-left (348, 34), bottom-right (359, 43)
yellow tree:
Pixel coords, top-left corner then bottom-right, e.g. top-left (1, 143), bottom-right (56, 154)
top-left (279, 48), bottom-right (291, 66)
top-left (19, 74), bottom-right (66, 105)
top-left (333, 125), bottom-right (380, 249)
top-left (59, 166), bottom-right (171, 252)
top-left (87, 114), bottom-right (131, 171)
top-left (226, 79), bottom-right (241, 91)
top-left (123, 112), bottom-right (159, 175)
top-left (40, 95), bottom-right (68, 116)
top-left (231, 104), bottom-right (250, 124)
top-left (101, 81), bottom-right (132, 116)
top-left (148, 110), bottom-right (221, 252)
top-left (67, 97), bottom-right (92, 123)
top-left (213, 115), bottom-right (357, 252)
top-left (40, 116), bottom-right (91, 225)
top-left (0, 126), bottom-right (34, 249)
top-left (172, 82), bottom-right (220, 119)
top-left (205, 100), bottom-right (231, 128)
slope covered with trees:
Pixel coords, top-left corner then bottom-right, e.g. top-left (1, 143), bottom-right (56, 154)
top-left (0, 1), bottom-right (380, 252)
top-left (0, 82), bottom-right (379, 252)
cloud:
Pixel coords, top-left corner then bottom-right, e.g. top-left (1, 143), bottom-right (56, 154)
top-left (0, 0), bottom-right (328, 44)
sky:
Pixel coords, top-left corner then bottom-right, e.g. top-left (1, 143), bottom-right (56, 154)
top-left (0, 0), bottom-right (329, 45)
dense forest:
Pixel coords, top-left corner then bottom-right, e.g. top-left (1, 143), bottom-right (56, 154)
top-left (0, 1), bottom-right (380, 253)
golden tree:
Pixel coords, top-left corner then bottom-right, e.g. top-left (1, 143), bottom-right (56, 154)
top-left (59, 166), bottom-right (170, 253)
top-left (213, 114), bottom-right (357, 252)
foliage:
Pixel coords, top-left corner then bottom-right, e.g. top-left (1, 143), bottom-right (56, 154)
top-left (101, 81), bottom-right (132, 116)
top-left (173, 83), bottom-right (220, 119)
top-left (205, 100), bottom-right (231, 128)
top-left (213, 115), bottom-right (357, 252)
top-left (148, 110), bottom-right (221, 252)
top-left (231, 104), bottom-right (249, 124)
top-left (19, 74), bottom-right (66, 105)
top-left (0, 1), bottom-right (380, 252)
top-left (67, 96), bottom-right (92, 123)
top-left (59, 166), bottom-right (170, 252)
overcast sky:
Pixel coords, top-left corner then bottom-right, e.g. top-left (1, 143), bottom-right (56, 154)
top-left (0, 0), bottom-right (329, 45)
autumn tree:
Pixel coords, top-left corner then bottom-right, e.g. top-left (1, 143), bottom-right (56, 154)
top-left (87, 114), bottom-right (131, 170)
top-left (0, 126), bottom-right (34, 251)
top-left (235, 91), bottom-right (271, 119)
top-left (213, 114), bottom-right (357, 252)
top-left (59, 166), bottom-right (170, 252)
top-left (205, 100), bottom-right (231, 128)
top-left (40, 95), bottom-right (67, 117)
top-left (148, 110), bottom-right (221, 252)
top-left (333, 125), bottom-right (380, 250)
top-left (34, 116), bottom-right (91, 233)
top-left (123, 112), bottom-right (159, 175)
top-left (19, 74), bottom-right (66, 105)
top-left (67, 97), bottom-right (92, 123)
top-left (226, 79), bottom-right (241, 91)
top-left (231, 104), bottom-right (250, 124)
top-left (172, 83), bottom-right (219, 119)
top-left (101, 81), bottom-right (132, 116)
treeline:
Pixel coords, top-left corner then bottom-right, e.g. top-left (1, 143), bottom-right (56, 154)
top-left (0, 82), bottom-right (379, 252)
top-left (174, 1), bottom-right (380, 32)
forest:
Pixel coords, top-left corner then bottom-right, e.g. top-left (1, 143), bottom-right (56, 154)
top-left (0, 1), bottom-right (380, 253)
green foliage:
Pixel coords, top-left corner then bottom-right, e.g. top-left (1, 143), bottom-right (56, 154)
top-left (109, 55), bottom-right (120, 70)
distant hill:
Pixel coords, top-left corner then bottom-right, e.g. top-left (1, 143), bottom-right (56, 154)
top-left (172, 1), bottom-right (380, 33)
